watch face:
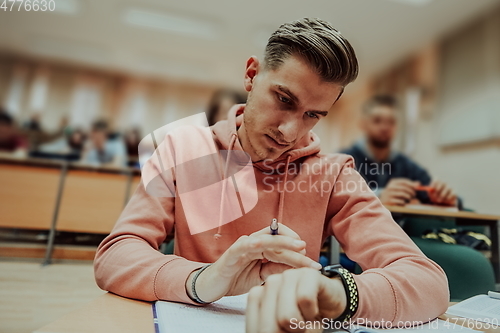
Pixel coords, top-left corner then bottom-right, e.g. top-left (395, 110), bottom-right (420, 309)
top-left (321, 264), bottom-right (342, 278)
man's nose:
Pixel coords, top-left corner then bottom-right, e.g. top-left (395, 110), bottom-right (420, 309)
top-left (277, 115), bottom-right (300, 143)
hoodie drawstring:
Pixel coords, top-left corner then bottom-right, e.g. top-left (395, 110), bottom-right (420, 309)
top-left (214, 133), bottom-right (238, 240)
top-left (214, 134), bottom-right (291, 239)
top-left (277, 155), bottom-right (291, 226)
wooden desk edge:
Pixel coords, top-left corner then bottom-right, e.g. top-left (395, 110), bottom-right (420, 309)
top-left (386, 205), bottom-right (500, 221)
top-left (0, 154), bottom-right (141, 176)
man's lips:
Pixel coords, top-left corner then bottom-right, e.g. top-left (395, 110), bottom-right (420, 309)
top-left (265, 134), bottom-right (290, 149)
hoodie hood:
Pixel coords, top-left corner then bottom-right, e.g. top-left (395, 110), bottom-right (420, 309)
top-left (211, 104), bottom-right (322, 173)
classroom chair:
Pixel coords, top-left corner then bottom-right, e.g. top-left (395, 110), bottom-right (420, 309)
top-left (402, 216), bottom-right (495, 301)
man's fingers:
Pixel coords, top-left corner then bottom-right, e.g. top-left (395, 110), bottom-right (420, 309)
top-left (263, 249), bottom-right (322, 270)
top-left (383, 190), bottom-right (410, 205)
top-left (437, 188), bottom-right (456, 205)
top-left (253, 223), bottom-right (301, 240)
top-left (295, 269), bottom-right (321, 322)
top-left (432, 181), bottom-right (446, 196)
top-left (260, 263), bottom-right (291, 280)
top-left (445, 192), bottom-right (457, 204)
top-left (259, 274), bottom-right (281, 333)
top-left (225, 235), bottom-right (312, 267)
top-left (389, 178), bottom-right (419, 188)
top-left (429, 181), bottom-right (449, 203)
top-left (390, 189), bottom-right (413, 201)
top-left (276, 271), bottom-right (304, 332)
top-left (397, 184), bottom-right (416, 196)
top-left (439, 187), bottom-right (452, 202)
top-left (246, 286), bottom-right (263, 333)
top-left (389, 198), bottom-right (406, 206)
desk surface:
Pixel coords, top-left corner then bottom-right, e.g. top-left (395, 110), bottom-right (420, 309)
top-left (34, 293), bottom-right (154, 333)
top-left (386, 205), bottom-right (500, 221)
top-left (35, 293), bottom-right (500, 333)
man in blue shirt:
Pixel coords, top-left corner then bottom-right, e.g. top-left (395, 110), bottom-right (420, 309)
top-left (342, 95), bottom-right (458, 207)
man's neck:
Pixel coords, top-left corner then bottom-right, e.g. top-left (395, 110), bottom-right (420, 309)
top-left (366, 141), bottom-right (391, 162)
top-left (236, 122), bottom-right (256, 162)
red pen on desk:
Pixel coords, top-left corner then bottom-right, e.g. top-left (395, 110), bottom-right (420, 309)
top-left (415, 185), bottom-right (435, 193)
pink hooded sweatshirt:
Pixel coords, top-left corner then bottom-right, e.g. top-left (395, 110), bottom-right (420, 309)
top-left (94, 105), bottom-right (449, 324)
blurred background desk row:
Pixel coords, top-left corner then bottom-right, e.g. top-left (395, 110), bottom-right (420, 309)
top-left (0, 153), bottom-right (141, 262)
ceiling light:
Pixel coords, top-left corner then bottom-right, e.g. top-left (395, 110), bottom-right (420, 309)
top-left (122, 8), bottom-right (218, 40)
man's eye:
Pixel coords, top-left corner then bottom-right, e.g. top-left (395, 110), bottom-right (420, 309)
top-left (278, 95), bottom-right (291, 104)
top-left (306, 112), bottom-right (319, 119)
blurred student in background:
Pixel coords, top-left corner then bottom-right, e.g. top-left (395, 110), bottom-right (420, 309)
top-left (39, 127), bottom-right (87, 161)
top-left (341, 95), bottom-right (458, 207)
top-left (67, 128), bottom-right (86, 157)
top-left (82, 119), bottom-right (126, 167)
top-left (22, 113), bottom-right (68, 152)
top-left (206, 89), bottom-right (246, 126)
top-left (0, 109), bottom-right (27, 155)
top-left (124, 128), bottom-right (141, 168)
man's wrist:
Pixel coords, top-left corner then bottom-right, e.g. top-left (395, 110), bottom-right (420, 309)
top-left (321, 265), bottom-right (359, 322)
top-left (185, 269), bottom-right (198, 301)
top-left (186, 264), bottom-right (213, 304)
top-left (329, 277), bottom-right (348, 319)
top-left (185, 264), bottom-right (227, 304)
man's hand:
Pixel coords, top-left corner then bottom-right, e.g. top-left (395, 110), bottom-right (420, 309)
top-left (428, 180), bottom-right (457, 206)
top-left (185, 224), bottom-right (322, 303)
top-left (246, 268), bottom-right (347, 333)
top-left (379, 178), bottom-right (419, 206)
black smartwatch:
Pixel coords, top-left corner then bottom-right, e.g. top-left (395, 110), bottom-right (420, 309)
top-left (321, 264), bottom-right (359, 322)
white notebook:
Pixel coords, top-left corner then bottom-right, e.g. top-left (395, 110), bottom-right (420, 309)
top-left (153, 294), bottom-right (478, 333)
top-left (447, 293), bottom-right (500, 324)
top-left (153, 294), bottom-right (247, 333)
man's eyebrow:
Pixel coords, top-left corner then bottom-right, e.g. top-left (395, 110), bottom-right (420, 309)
top-left (313, 111), bottom-right (329, 117)
top-left (277, 85), bottom-right (299, 103)
top-left (277, 84), bottom-right (329, 116)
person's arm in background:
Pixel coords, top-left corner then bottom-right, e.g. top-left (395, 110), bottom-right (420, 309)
top-left (375, 156), bottom-right (459, 208)
top-left (405, 156), bottom-right (460, 208)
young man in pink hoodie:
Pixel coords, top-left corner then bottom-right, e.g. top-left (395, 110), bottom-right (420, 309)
top-left (94, 18), bottom-right (449, 332)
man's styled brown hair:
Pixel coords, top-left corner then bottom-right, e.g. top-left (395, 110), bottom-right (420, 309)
top-left (363, 95), bottom-right (399, 114)
top-left (264, 18), bottom-right (359, 88)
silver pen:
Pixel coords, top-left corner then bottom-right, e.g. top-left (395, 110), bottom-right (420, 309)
top-left (270, 218), bottom-right (279, 235)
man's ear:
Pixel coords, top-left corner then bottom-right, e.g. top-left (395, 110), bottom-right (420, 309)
top-left (244, 56), bottom-right (260, 92)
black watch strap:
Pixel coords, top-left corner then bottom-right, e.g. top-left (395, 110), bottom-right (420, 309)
top-left (321, 264), bottom-right (359, 322)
